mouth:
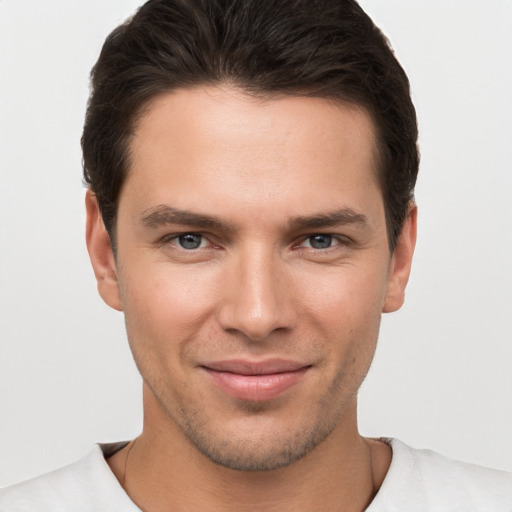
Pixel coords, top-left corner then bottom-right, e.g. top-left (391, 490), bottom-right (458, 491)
top-left (200, 359), bottom-right (311, 402)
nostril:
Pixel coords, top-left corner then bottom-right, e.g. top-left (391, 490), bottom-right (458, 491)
top-left (218, 307), bottom-right (295, 342)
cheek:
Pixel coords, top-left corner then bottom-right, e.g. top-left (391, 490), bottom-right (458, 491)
top-left (296, 263), bottom-right (388, 370)
top-left (298, 262), bottom-right (388, 326)
top-left (118, 263), bottom-right (220, 359)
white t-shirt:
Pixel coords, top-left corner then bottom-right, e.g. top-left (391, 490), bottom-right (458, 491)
top-left (1, 439), bottom-right (511, 511)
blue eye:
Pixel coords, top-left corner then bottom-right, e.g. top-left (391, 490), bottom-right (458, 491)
top-left (307, 234), bottom-right (333, 249)
top-left (178, 234), bottom-right (203, 250)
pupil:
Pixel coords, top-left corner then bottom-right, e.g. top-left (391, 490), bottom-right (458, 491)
top-left (310, 234), bottom-right (332, 249)
top-left (179, 234), bottom-right (202, 249)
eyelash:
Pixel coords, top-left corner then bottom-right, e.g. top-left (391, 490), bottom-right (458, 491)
top-left (159, 232), bottom-right (349, 252)
top-left (160, 233), bottom-right (215, 251)
top-left (298, 234), bottom-right (342, 250)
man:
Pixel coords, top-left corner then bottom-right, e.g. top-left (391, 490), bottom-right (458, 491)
top-left (0, 0), bottom-right (510, 510)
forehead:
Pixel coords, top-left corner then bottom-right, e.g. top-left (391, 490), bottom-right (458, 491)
top-left (123, 86), bottom-right (383, 227)
top-left (133, 87), bottom-right (379, 168)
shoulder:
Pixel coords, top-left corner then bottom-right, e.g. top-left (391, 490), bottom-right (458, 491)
top-left (0, 443), bottom-right (139, 512)
top-left (368, 438), bottom-right (512, 511)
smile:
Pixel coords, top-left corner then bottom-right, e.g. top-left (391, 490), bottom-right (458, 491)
top-left (200, 359), bottom-right (311, 402)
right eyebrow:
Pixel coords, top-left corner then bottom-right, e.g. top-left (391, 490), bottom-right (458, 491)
top-left (140, 205), bottom-right (235, 232)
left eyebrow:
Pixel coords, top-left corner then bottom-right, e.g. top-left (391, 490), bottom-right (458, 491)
top-left (287, 208), bottom-right (368, 231)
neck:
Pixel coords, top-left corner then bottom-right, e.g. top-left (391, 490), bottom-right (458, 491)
top-left (108, 393), bottom-right (390, 512)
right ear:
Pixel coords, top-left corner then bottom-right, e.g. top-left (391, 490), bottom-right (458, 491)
top-left (85, 190), bottom-right (123, 311)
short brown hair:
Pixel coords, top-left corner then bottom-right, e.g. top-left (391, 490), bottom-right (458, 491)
top-left (82, 0), bottom-right (419, 249)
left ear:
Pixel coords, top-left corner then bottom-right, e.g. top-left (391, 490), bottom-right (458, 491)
top-left (383, 203), bottom-right (417, 313)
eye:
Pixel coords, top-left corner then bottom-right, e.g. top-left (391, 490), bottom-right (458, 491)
top-left (303, 234), bottom-right (337, 250)
top-left (176, 233), bottom-right (205, 250)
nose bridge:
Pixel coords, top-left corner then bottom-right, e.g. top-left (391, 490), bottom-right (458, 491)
top-left (218, 242), bottom-right (295, 341)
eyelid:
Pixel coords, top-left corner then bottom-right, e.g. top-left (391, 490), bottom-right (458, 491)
top-left (157, 231), bottom-right (351, 251)
top-left (294, 233), bottom-right (350, 249)
top-left (306, 235), bottom-right (339, 248)
top-left (158, 231), bottom-right (225, 251)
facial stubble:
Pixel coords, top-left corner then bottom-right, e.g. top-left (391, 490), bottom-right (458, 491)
top-left (144, 362), bottom-right (365, 472)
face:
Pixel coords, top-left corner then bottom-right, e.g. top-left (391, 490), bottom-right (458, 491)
top-left (87, 86), bottom-right (415, 471)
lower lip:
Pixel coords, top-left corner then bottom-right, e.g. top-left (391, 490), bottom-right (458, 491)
top-left (203, 367), bottom-right (309, 402)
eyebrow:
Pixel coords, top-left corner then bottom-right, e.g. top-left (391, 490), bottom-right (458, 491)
top-left (141, 205), bottom-right (368, 233)
top-left (140, 205), bottom-right (235, 231)
top-left (287, 209), bottom-right (368, 231)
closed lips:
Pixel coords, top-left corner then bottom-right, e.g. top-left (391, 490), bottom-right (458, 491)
top-left (200, 360), bottom-right (311, 401)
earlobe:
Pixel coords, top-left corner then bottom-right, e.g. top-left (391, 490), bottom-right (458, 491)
top-left (85, 190), bottom-right (123, 311)
top-left (383, 203), bottom-right (417, 313)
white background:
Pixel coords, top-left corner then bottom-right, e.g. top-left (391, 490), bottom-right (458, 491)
top-left (0, 0), bottom-right (511, 487)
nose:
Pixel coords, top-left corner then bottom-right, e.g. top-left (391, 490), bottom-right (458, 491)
top-left (217, 247), bottom-right (297, 341)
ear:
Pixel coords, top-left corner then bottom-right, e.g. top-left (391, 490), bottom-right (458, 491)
top-left (383, 203), bottom-right (417, 313)
top-left (85, 190), bottom-right (123, 311)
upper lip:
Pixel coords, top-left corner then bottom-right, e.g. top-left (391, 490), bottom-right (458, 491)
top-left (200, 359), bottom-right (310, 375)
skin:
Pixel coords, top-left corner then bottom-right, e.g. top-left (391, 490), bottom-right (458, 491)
top-left (86, 86), bottom-right (416, 511)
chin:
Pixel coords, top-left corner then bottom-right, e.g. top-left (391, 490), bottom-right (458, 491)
top-left (175, 407), bottom-right (342, 472)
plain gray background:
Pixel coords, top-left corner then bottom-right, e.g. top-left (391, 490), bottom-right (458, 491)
top-left (1, 0), bottom-right (511, 487)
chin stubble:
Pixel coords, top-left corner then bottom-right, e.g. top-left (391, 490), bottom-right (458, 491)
top-left (166, 371), bottom-right (351, 472)
top-left (178, 404), bottom-right (342, 472)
